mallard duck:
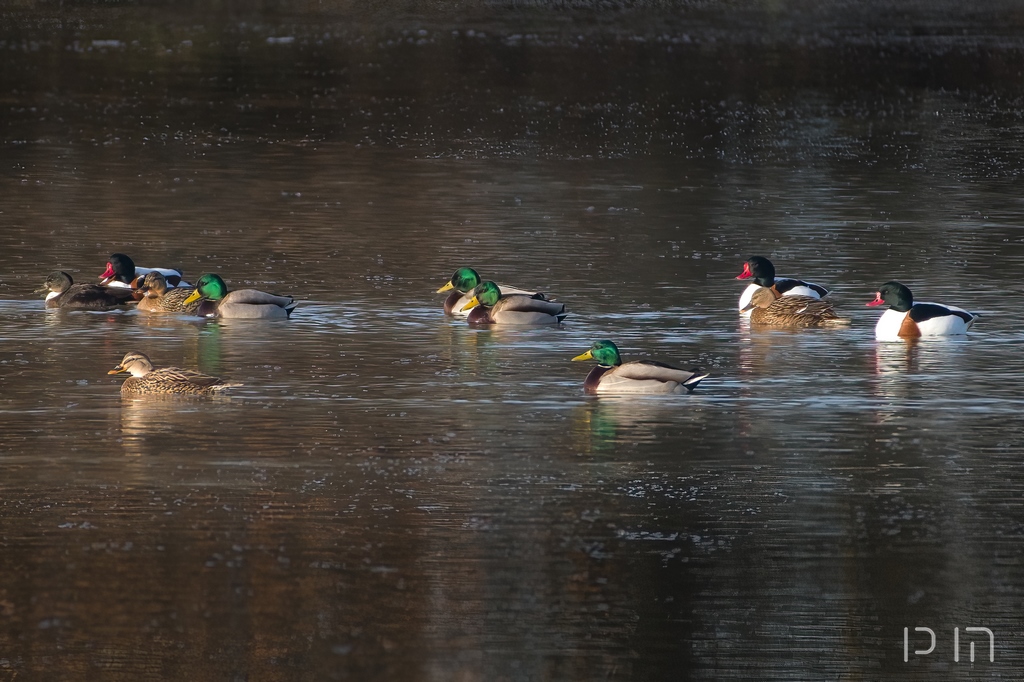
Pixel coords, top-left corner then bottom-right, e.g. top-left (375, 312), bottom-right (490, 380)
top-left (99, 253), bottom-right (188, 289)
top-left (460, 280), bottom-right (566, 324)
top-left (37, 271), bottom-right (136, 310)
top-left (742, 287), bottom-right (849, 327)
top-left (136, 272), bottom-right (200, 314)
top-left (736, 256), bottom-right (829, 315)
top-left (572, 340), bottom-right (708, 394)
top-left (867, 281), bottom-right (975, 340)
top-left (436, 267), bottom-right (550, 316)
top-left (182, 273), bottom-right (297, 319)
top-left (108, 351), bottom-right (240, 395)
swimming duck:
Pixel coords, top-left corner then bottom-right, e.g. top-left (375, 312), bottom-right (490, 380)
top-left (572, 340), bottom-right (708, 394)
top-left (37, 271), bottom-right (136, 310)
top-left (99, 253), bottom-right (188, 289)
top-left (742, 287), bottom-right (849, 328)
top-left (136, 272), bottom-right (200, 314)
top-left (460, 280), bottom-right (566, 324)
top-left (736, 256), bottom-right (829, 315)
top-left (436, 267), bottom-right (550, 316)
top-left (108, 351), bottom-right (240, 395)
top-left (867, 281), bottom-right (975, 340)
top-left (182, 273), bottom-right (297, 319)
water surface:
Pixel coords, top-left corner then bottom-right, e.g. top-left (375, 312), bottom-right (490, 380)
top-left (2, 2), bottom-right (1024, 679)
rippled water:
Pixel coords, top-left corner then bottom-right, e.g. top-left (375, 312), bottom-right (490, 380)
top-left (3, 1), bottom-right (1024, 679)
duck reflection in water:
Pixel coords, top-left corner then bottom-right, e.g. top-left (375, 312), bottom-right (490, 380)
top-left (735, 324), bottom-right (818, 383)
top-left (434, 320), bottom-right (505, 378)
top-left (871, 337), bottom-right (976, 425)
top-left (118, 394), bottom-right (211, 457)
top-left (873, 338), bottom-right (920, 377)
top-left (572, 397), bottom-right (709, 456)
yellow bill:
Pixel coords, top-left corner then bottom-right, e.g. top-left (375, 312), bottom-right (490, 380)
top-left (571, 350), bottom-right (594, 362)
top-left (182, 290), bottom-right (202, 305)
top-left (460, 296), bottom-right (481, 312)
top-left (436, 281), bottom-right (455, 293)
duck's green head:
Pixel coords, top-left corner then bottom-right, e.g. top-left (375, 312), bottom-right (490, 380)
top-left (572, 340), bottom-right (622, 367)
top-left (183, 273), bottom-right (228, 305)
top-left (867, 281), bottom-right (913, 312)
top-left (460, 280), bottom-right (501, 311)
top-left (437, 267), bottom-right (481, 294)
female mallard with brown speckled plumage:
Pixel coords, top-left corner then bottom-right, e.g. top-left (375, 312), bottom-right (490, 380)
top-left (742, 287), bottom-right (849, 328)
top-left (108, 351), bottom-right (240, 395)
top-left (182, 274), bottom-right (297, 319)
top-left (460, 281), bottom-right (566, 325)
top-left (136, 272), bottom-right (201, 314)
top-left (572, 340), bottom-right (708, 395)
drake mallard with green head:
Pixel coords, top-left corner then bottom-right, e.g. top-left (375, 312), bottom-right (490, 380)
top-left (436, 267), bottom-right (549, 316)
top-left (108, 351), bottom-right (240, 395)
top-left (182, 274), bottom-right (297, 319)
top-left (572, 340), bottom-right (707, 394)
top-left (37, 271), bottom-right (136, 310)
top-left (136, 272), bottom-right (201, 314)
top-left (460, 280), bottom-right (566, 325)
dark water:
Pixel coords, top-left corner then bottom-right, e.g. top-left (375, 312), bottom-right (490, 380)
top-left (3, 1), bottom-right (1024, 679)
